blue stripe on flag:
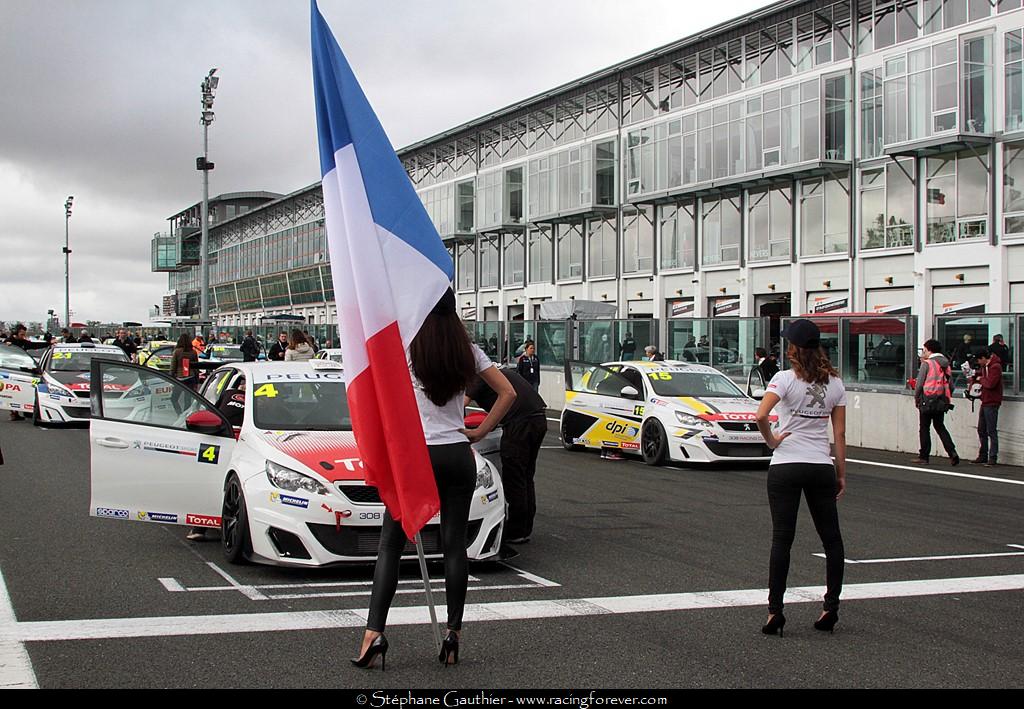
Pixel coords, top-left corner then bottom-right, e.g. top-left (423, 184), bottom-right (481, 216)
top-left (310, 1), bottom-right (453, 280)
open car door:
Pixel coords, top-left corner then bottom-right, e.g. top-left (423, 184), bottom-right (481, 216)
top-left (89, 360), bottom-right (236, 530)
top-left (561, 360), bottom-right (644, 451)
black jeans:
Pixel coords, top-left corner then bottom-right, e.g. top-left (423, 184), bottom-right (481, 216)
top-left (767, 463), bottom-right (845, 615)
top-left (978, 405), bottom-right (999, 461)
top-left (366, 442), bottom-right (476, 633)
top-left (500, 415), bottom-right (548, 540)
top-left (918, 407), bottom-right (957, 460)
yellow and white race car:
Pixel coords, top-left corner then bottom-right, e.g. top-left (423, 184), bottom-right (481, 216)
top-left (560, 359), bottom-right (777, 465)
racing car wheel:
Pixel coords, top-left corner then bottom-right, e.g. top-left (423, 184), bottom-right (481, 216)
top-left (221, 474), bottom-right (253, 565)
top-left (641, 419), bottom-right (668, 466)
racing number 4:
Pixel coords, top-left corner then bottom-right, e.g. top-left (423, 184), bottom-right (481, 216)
top-left (253, 383), bottom-right (278, 398)
top-left (198, 444), bottom-right (221, 465)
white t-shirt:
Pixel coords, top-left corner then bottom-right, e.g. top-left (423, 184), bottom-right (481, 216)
top-left (412, 343), bottom-right (495, 445)
top-left (766, 369), bottom-right (847, 466)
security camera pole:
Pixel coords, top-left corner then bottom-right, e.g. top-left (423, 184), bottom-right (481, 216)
top-left (63, 195), bottom-right (73, 328)
top-left (198, 68), bottom-right (218, 323)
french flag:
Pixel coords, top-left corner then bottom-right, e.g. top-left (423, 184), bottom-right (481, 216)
top-left (311, 1), bottom-right (452, 540)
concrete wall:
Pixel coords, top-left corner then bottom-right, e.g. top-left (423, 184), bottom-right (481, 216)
top-left (539, 365), bottom-right (1024, 465)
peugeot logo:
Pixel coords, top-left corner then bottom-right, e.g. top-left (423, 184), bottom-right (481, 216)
top-left (744, 423), bottom-right (754, 431)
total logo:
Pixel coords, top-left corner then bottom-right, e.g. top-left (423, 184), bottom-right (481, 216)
top-left (185, 513), bottom-right (221, 528)
top-left (137, 511), bottom-right (178, 523)
top-left (96, 507), bottom-right (129, 519)
top-left (604, 421), bottom-right (639, 438)
top-left (620, 442), bottom-right (641, 451)
top-left (270, 491), bottom-right (309, 509)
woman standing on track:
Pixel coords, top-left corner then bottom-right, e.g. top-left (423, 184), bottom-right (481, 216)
top-left (755, 318), bottom-right (847, 636)
top-left (352, 289), bottom-right (515, 670)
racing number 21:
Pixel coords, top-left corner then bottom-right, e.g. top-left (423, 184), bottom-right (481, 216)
top-left (198, 444), bottom-right (221, 465)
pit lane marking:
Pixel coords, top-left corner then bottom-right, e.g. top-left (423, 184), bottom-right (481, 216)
top-left (814, 544), bottom-right (1024, 565)
top-left (157, 562), bottom-right (560, 601)
top-left (10, 573), bottom-right (1024, 642)
top-left (0, 566), bottom-right (37, 689)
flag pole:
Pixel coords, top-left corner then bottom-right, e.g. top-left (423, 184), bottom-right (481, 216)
top-left (414, 533), bottom-right (442, 649)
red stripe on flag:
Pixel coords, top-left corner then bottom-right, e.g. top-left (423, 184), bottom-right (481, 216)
top-left (347, 321), bottom-right (439, 540)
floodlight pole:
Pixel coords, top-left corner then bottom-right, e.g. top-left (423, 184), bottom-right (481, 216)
top-left (63, 196), bottom-right (73, 328)
top-left (199, 68), bottom-right (218, 323)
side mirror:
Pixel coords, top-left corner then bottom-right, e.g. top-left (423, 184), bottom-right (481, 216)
top-left (185, 410), bottom-right (226, 435)
top-left (750, 387), bottom-right (766, 400)
top-left (620, 385), bottom-right (640, 399)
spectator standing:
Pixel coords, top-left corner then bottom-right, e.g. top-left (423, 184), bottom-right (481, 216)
top-left (620, 332), bottom-right (637, 360)
top-left (971, 348), bottom-right (1003, 466)
top-left (643, 345), bottom-right (664, 361)
top-left (191, 334), bottom-right (207, 358)
top-left (4, 324), bottom-right (49, 421)
top-left (517, 343), bottom-right (540, 390)
top-left (284, 329), bottom-right (315, 361)
top-left (240, 330), bottom-right (260, 362)
top-left (303, 330), bottom-right (320, 354)
top-left (951, 333), bottom-right (974, 370)
top-left (268, 332), bottom-right (289, 361)
top-left (466, 369), bottom-right (546, 550)
top-left (114, 328), bottom-right (138, 362)
top-left (77, 332), bottom-right (93, 344)
top-left (989, 335), bottom-right (1010, 369)
top-left (59, 328), bottom-right (76, 344)
top-left (755, 347), bottom-right (779, 383)
top-left (911, 340), bottom-right (959, 466)
top-left (170, 334), bottom-right (199, 414)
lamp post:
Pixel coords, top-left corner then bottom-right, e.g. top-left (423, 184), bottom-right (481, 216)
top-left (63, 195), bottom-right (73, 328)
top-left (199, 68), bottom-right (219, 322)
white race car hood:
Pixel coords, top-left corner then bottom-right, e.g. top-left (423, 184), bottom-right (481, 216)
top-left (660, 396), bottom-right (771, 422)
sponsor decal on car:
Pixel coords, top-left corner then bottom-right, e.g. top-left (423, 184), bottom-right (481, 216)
top-left (96, 507), bottom-right (129, 519)
top-left (185, 513), bottom-right (221, 528)
top-left (2, 382), bottom-right (22, 393)
top-left (603, 421), bottom-right (639, 438)
top-left (137, 511), bottom-right (178, 523)
top-left (141, 442), bottom-right (199, 457)
top-left (620, 442), bottom-right (641, 451)
top-left (602, 441), bottom-right (620, 448)
top-left (270, 491), bottom-right (309, 509)
top-left (486, 490), bottom-right (499, 502)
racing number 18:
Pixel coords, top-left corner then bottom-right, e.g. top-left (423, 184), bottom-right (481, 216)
top-left (198, 444), bottom-right (220, 465)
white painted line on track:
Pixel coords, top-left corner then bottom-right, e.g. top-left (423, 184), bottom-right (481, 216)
top-left (158, 578), bottom-right (187, 592)
top-left (0, 566), bottom-right (37, 689)
top-left (206, 562), bottom-right (268, 601)
top-left (166, 574), bottom-right (479, 593)
top-left (814, 548), bottom-right (1024, 564)
top-left (846, 458), bottom-right (1024, 486)
top-left (267, 582), bottom-right (546, 601)
top-left (500, 563), bottom-right (562, 588)
top-left (13, 574), bottom-right (1024, 642)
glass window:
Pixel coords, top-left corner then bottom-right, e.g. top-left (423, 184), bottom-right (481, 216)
top-left (747, 184), bottom-right (792, 262)
top-left (527, 227), bottom-right (553, 284)
top-left (95, 365), bottom-right (215, 429)
top-left (594, 141), bottom-right (616, 206)
top-left (588, 216), bottom-right (617, 278)
top-left (659, 202), bottom-right (695, 270)
top-left (479, 235), bottom-right (499, 289)
top-left (861, 69), bottom-right (884, 159)
top-left (535, 321), bottom-right (567, 368)
top-left (456, 241), bottom-right (476, 291)
top-left (860, 159), bottom-right (915, 249)
top-left (667, 319), bottom-right (711, 361)
top-left (1006, 30), bottom-right (1024, 133)
top-left (701, 194), bottom-right (742, 266)
top-left (556, 221), bottom-right (584, 280)
top-left (926, 149), bottom-right (990, 243)
top-left (1004, 141), bottom-right (1024, 235)
top-left (935, 315), bottom-right (1015, 390)
top-left (476, 171), bottom-right (501, 231)
top-left (962, 35), bottom-right (992, 134)
top-left (824, 74), bottom-right (850, 160)
top-left (259, 274), bottom-right (290, 308)
top-left (502, 233), bottom-right (525, 287)
top-left (622, 206), bottom-right (654, 273)
top-left (504, 167), bottom-right (524, 224)
top-left (841, 317), bottom-right (908, 387)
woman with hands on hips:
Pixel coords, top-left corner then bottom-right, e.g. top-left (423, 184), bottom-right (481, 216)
top-left (352, 288), bottom-right (515, 671)
top-left (754, 318), bottom-right (847, 637)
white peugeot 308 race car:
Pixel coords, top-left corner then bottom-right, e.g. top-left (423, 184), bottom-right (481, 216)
top-left (560, 359), bottom-right (778, 465)
top-left (88, 359), bottom-right (506, 566)
top-left (35, 343), bottom-right (131, 425)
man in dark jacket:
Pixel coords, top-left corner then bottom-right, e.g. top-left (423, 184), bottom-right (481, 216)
top-left (755, 347), bottom-right (779, 383)
top-left (989, 335), bottom-right (1010, 369)
top-left (268, 332), bottom-right (288, 361)
top-left (113, 328), bottom-right (138, 360)
top-left (240, 331), bottom-right (260, 362)
top-left (4, 325), bottom-right (49, 420)
top-left (466, 369), bottom-right (547, 551)
top-left (972, 349), bottom-right (1003, 466)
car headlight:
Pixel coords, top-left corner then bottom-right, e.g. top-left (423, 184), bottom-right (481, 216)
top-left (475, 460), bottom-right (495, 490)
top-left (265, 460), bottom-right (329, 495)
top-left (125, 385), bottom-right (150, 398)
top-left (675, 411), bottom-right (713, 429)
top-left (48, 382), bottom-right (74, 398)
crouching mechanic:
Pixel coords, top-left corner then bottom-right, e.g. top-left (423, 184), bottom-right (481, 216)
top-left (187, 378), bottom-right (246, 542)
top-left (466, 368), bottom-right (547, 554)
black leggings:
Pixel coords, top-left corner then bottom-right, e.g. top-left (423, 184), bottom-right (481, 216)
top-left (366, 442), bottom-right (476, 632)
top-left (767, 463), bottom-right (845, 615)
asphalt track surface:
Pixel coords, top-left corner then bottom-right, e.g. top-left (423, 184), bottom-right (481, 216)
top-left (1, 417), bottom-right (1022, 689)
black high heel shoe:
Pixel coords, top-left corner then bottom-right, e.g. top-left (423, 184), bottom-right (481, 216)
top-left (351, 634), bottom-right (388, 671)
top-left (814, 610), bottom-right (839, 633)
top-left (761, 613), bottom-right (786, 637)
top-left (438, 630), bottom-right (459, 666)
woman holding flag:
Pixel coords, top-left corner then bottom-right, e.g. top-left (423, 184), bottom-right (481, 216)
top-left (353, 289), bottom-right (515, 670)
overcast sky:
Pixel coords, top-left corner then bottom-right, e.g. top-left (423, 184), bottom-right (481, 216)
top-left (0, 0), bottom-right (774, 326)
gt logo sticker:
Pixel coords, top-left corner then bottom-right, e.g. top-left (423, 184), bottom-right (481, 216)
top-left (197, 444), bottom-right (221, 464)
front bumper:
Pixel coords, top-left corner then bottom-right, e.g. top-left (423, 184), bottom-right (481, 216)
top-left (669, 426), bottom-right (772, 463)
top-left (241, 472), bottom-right (505, 567)
top-left (36, 393), bottom-right (90, 423)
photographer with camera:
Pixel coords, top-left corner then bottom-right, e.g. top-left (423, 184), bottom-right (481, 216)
top-left (970, 348), bottom-right (1003, 466)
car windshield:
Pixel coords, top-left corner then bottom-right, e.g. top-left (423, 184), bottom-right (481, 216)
top-left (49, 350), bottom-right (128, 372)
top-left (645, 370), bottom-right (747, 398)
top-left (0, 345), bottom-right (38, 371)
top-left (252, 379), bottom-right (351, 430)
top-left (209, 346), bottom-right (243, 362)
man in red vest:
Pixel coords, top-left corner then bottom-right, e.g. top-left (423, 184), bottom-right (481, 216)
top-left (912, 339), bottom-right (959, 466)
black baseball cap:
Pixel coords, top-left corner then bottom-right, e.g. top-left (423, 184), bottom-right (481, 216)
top-left (782, 318), bottom-right (821, 349)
